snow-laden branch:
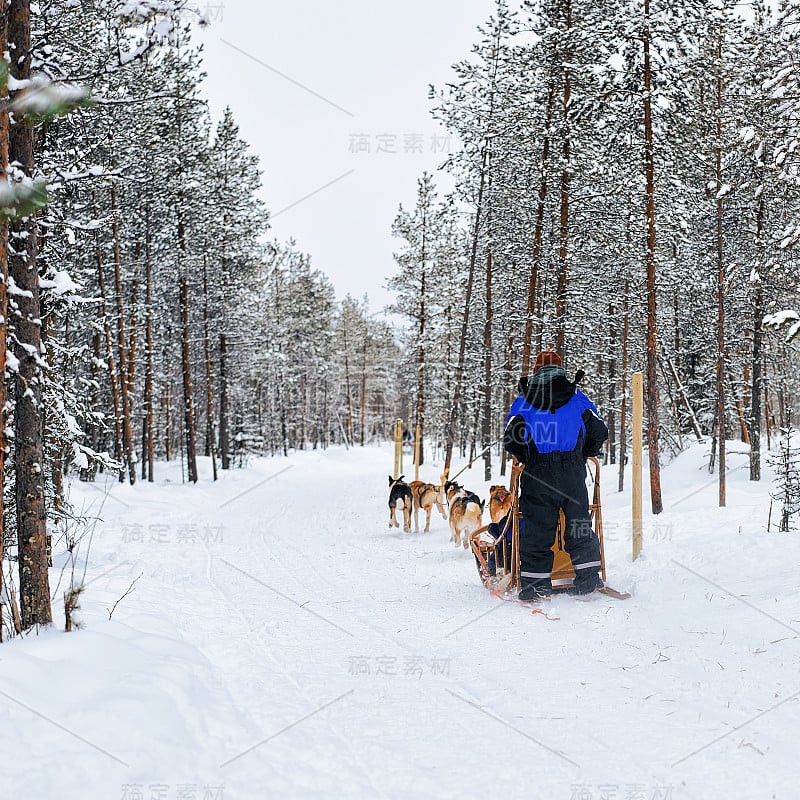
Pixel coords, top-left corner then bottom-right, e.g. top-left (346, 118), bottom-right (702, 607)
top-left (764, 309), bottom-right (800, 342)
top-left (67, 1), bottom-right (206, 83)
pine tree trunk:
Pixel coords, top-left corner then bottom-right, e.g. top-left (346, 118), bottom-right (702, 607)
top-left (179, 270), bottom-right (198, 483)
top-left (618, 277), bottom-right (629, 493)
top-left (299, 375), bottom-right (306, 450)
top-left (173, 33), bottom-right (198, 482)
top-left (642, 0), bottom-right (663, 513)
top-left (556, 15), bottom-right (571, 359)
top-left (322, 381), bottom-right (329, 450)
top-left (343, 322), bottom-right (353, 447)
top-left (673, 290), bottom-right (680, 366)
top-left (0, 0), bottom-right (8, 639)
top-left (749, 196), bottom-right (764, 481)
top-left (142, 205), bottom-right (154, 482)
top-left (608, 302), bottom-right (616, 465)
top-left (39, 291), bottom-right (56, 569)
top-left (522, 83), bottom-right (555, 375)
top-left (312, 382), bottom-right (319, 451)
top-left (360, 337), bottom-right (367, 446)
top-left (90, 329), bottom-right (101, 473)
top-left (257, 380), bottom-right (265, 448)
top-left (500, 332), bottom-right (514, 478)
top-left (202, 254), bottom-right (218, 480)
top-left (110, 186), bottom-right (136, 484)
top-left (93, 192), bottom-right (123, 469)
top-left (416, 261), bottom-right (426, 468)
top-left (218, 333), bottom-right (230, 469)
top-left (482, 246), bottom-right (493, 481)
top-left (127, 256), bottom-right (140, 474)
top-left (714, 31), bottom-right (726, 507)
top-left (443, 31), bottom-right (500, 479)
top-left (127, 270), bottom-right (138, 396)
top-left (443, 138), bottom-right (489, 479)
top-left (10, 0), bottom-right (51, 626)
top-left (164, 383), bottom-right (171, 462)
top-left (280, 384), bottom-right (288, 456)
top-left (763, 354), bottom-right (772, 451)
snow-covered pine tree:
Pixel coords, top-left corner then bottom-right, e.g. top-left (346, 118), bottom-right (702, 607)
top-left (207, 107), bottom-right (268, 469)
top-left (770, 424), bottom-right (800, 531)
top-left (4, 0), bottom-right (190, 628)
top-left (388, 0), bottom-right (800, 515)
top-left (389, 173), bottom-right (440, 468)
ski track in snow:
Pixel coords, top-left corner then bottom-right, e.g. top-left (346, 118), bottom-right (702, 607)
top-left (1, 442), bottom-right (799, 799)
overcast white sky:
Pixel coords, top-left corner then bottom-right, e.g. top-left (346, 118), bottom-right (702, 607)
top-left (194, 0), bottom-right (494, 310)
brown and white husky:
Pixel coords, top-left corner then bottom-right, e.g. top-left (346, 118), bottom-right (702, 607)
top-left (408, 480), bottom-right (447, 533)
top-left (444, 480), bottom-right (484, 549)
top-left (489, 484), bottom-right (513, 524)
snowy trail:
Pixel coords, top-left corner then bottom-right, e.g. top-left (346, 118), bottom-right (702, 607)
top-left (2, 442), bottom-right (800, 799)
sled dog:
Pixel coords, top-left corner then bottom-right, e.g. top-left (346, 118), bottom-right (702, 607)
top-left (408, 480), bottom-right (447, 533)
top-left (489, 484), bottom-right (513, 524)
top-left (445, 480), bottom-right (484, 549)
top-left (388, 475), bottom-right (413, 533)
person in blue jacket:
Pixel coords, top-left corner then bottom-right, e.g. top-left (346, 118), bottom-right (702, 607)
top-left (503, 350), bottom-right (608, 600)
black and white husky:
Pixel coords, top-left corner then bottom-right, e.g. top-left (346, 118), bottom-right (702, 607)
top-left (388, 475), bottom-right (413, 533)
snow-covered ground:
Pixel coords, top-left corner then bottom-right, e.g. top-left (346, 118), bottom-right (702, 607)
top-left (2, 441), bottom-right (799, 800)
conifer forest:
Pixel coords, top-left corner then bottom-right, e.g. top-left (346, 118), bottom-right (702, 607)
top-left (1, 0), bottom-right (799, 632)
top-left (1, 3), bottom-right (800, 797)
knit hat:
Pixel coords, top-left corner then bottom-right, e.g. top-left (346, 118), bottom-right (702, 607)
top-left (533, 350), bottom-right (562, 372)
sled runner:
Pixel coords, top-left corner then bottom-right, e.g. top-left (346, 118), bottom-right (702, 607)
top-left (470, 457), bottom-right (630, 601)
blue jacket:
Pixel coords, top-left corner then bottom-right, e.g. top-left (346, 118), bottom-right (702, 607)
top-left (504, 367), bottom-right (607, 464)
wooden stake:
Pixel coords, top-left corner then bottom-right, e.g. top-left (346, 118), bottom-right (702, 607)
top-left (394, 419), bottom-right (403, 480)
top-left (414, 422), bottom-right (421, 482)
top-left (632, 372), bottom-right (643, 561)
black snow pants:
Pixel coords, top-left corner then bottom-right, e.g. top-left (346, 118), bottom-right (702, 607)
top-left (518, 452), bottom-right (602, 593)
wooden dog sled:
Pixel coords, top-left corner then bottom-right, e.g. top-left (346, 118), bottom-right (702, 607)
top-left (470, 457), bottom-right (630, 601)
